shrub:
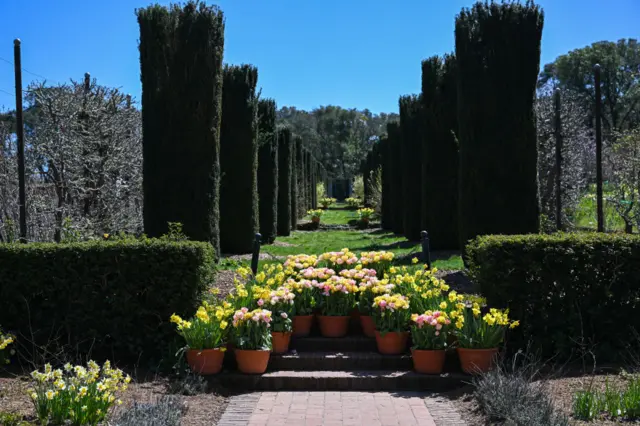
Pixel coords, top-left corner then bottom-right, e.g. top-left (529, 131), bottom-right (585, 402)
top-left (277, 127), bottom-right (292, 236)
top-left (456, 1), bottom-right (543, 248)
top-left (0, 240), bottom-right (214, 362)
top-left (380, 137), bottom-right (392, 230)
top-left (220, 64), bottom-right (260, 254)
top-left (290, 136), bottom-right (299, 229)
top-left (467, 233), bottom-right (640, 360)
top-left (257, 99), bottom-right (279, 244)
top-left (114, 396), bottom-right (184, 426)
top-left (399, 95), bottom-right (423, 242)
top-left (137, 2), bottom-right (224, 257)
top-left (387, 122), bottom-right (403, 234)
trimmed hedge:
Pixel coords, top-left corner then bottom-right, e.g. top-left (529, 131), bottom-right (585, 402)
top-left (137, 3), bottom-right (224, 257)
top-left (467, 233), bottom-right (640, 361)
top-left (290, 136), bottom-right (299, 228)
top-left (380, 137), bottom-right (392, 230)
top-left (257, 99), bottom-right (278, 244)
top-left (399, 95), bottom-right (423, 242)
top-left (220, 64), bottom-right (260, 254)
top-left (421, 55), bottom-right (459, 250)
top-left (387, 122), bottom-right (403, 234)
top-left (277, 127), bottom-right (292, 236)
top-left (0, 240), bottom-right (214, 362)
top-left (456, 1), bottom-right (543, 248)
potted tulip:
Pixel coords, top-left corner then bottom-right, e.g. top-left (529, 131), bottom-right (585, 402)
top-left (358, 251), bottom-right (394, 277)
top-left (170, 302), bottom-right (230, 375)
top-left (356, 208), bottom-right (374, 228)
top-left (232, 308), bottom-right (273, 374)
top-left (410, 311), bottom-right (451, 374)
top-left (261, 286), bottom-right (295, 353)
top-left (345, 197), bottom-right (361, 210)
top-left (318, 248), bottom-right (358, 272)
top-left (371, 294), bottom-right (411, 354)
top-left (455, 304), bottom-right (519, 374)
top-left (313, 276), bottom-right (358, 337)
top-left (320, 197), bottom-right (336, 209)
top-left (307, 209), bottom-right (324, 229)
top-left (286, 278), bottom-right (317, 337)
top-left (348, 271), bottom-right (379, 337)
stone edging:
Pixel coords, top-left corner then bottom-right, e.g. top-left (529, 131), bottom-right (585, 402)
top-left (424, 395), bottom-right (468, 425)
top-left (217, 392), bottom-right (260, 426)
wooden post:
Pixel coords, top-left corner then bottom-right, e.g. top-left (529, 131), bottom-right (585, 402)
top-left (594, 64), bottom-right (604, 232)
top-left (554, 88), bottom-right (563, 231)
top-left (14, 39), bottom-right (27, 243)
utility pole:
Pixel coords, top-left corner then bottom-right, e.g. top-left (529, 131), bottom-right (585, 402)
top-left (14, 39), bottom-right (27, 242)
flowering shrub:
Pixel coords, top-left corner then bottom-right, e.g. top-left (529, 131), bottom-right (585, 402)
top-left (371, 294), bottom-right (411, 333)
top-left (356, 208), bottom-right (375, 220)
top-left (232, 308), bottom-right (272, 350)
top-left (29, 361), bottom-right (130, 426)
top-left (456, 305), bottom-right (519, 349)
top-left (313, 276), bottom-right (358, 316)
top-left (307, 209), bottom-right (324, 221)
top-left (319, 197), bottom-right (337, 209)
top-left (345, 197), bottom-right (361, 209)
top-left (286, 278), bottom-right (316, 316)
top-left (258, 287), bottom-right (295, 332)
top-left (169, 299), bottom-right (232, 350)
top-left (0, 326), bottom-right (15, 365)
top-left (410, 311), bottom-right (451, 350)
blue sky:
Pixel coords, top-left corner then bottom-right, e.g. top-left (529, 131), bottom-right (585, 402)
top-left (1, 0), bottom-right (638, 114)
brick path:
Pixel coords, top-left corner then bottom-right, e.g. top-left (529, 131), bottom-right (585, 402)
top-left (218, 391), bottom-right (466, 426)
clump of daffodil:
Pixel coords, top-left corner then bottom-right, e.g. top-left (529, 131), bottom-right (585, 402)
top-left (170, 298), bottom-right (231, 351)
top-left (345, 197), bottom-right (361, 209)
top-left (319, 197), bottom-right (337, 209)
top-left (30, 360), bottom-right (129, 426)
top-left (307, 209), bottom-right (324, 221)
top-left (0, 326), bottom-right (15, 365)
top-left (455, 305), bottom-right (519, 349)
top-left (356, 208), bottom-right (375, 221)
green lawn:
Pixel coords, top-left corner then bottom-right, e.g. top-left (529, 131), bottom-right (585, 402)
top-left (305, 204), bottom-right (359, 225)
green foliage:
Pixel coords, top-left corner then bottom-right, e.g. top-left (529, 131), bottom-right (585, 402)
top-left (539, 39), bottom-right (640, 131)
top-left (573, 377), bottom-right (640, 421)
top-left (467, 233), bottom-right (640, 361)
top-left (399, 95), bottom-right (423, 242)
top-left (277, 127), bottom-right (292, 236)
top-left (257, 99), bottom-right (279, 244)
top-left (0, 239), bottom-right (214, 362)
top-left (295, 138), bottom-right (306, 218)
top-left (456, 1), bottom-right (543, 248)
top-left (290, 136), bottom-right (299, 228)
top-left (387, 122), bottom-right (403, 235)
top-left (421, 55), bottom-right (459, 249)
top-left (380, 137), bottom-right (392, 230)
top-left (220, 64), bottom-right (259, 254)
top-left (137, 2), bottom-right (224, 257)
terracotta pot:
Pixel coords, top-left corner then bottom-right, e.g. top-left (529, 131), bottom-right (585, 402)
top-left (292, 315), bottom-right (314, 337)
top-left (234, 349), bottom-right (270, 374)
top-left (317, 315), bottom-right (350, 337)
top-left (271, 332), bottom-right (292, 354)
top-left (411, 349), bottom-right (446, 374)
top-left (185, 348), bottom-right (225, 375)
top-left (359, 315), bottom-right (376, 338)
top-left (374, 331), bottom-right (409, 355)
top-left (311, 217), bottom-right (320, 223)
top-left (457, 348), bottom-right (498, 374)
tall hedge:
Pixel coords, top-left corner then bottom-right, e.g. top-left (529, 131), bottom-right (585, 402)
top-left (277, 127), bottom-right (292, 236)
top-left (421, 55), bottom-right (459, 250)
top-left (311, 159), bottom-right (318, 209)
top-left (399, 95), bottom-right (423, 241)
top-left (296, 139), bottom-right (306, 218)
top-left (304, 150), bottom-right (312, 210)
top-left (0, 240), bottom-right (214, 362)
top-left (137, 2), bottom-right (224, 257)
top-left (300, 147), bottom-right (308, 213)
top-left (456, 1), bottom-right (543, 248)
top-left (290, 136), bottom-right (299, 228)
top-left (257, 99), bottom-right (278, 244)
top-left (380, 137), bottom-right (392, 229)
top-left (387, 122), bottom-right (403, 234)
top-left (467, 233), bottom-right (640, 362)
top-left (220, 64), bottom-right (259, 254)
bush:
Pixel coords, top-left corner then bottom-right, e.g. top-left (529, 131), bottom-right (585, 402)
top-left (456, 1), bottom-right (543, 248)
top-left (114, 396), bottom-right (184, 426)
top-left (220, 64), bottom-right (260, 254)
top-left (290, 136), bottom-right (300, 228)
top-left (257, 99), bottom-right (279, 244)
top-left (137, 2), bottom-right (224, 258)
top-left (399, 95), bottom-right (423, 242)
top-left (387, 122), bottom-right (403, 234)
top-left (277, 127), bottom-right (293, 236)
top-left (467, 233), bottom-right (640, 361)
top-left (0, 240), bottom-right (214, 362)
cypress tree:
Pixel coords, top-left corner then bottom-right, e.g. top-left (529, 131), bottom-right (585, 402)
top-left (421, 55), bottom-right (459, 249)
top-left (219, 64), bottom-right (259, 254)
top-left (290, 136), bottom-right (299, 228)
top-left (380, 137), bottom-right (392, 229)
top-left (399, 95), bottom-right (423, 241)
top-left (296, 139), bottom-right (305, 218)
top-left (257, 99), bottom-right (278, 244)
top-left (305, 150), bottom-right (313, 210)
top-left (300, 147), bottom-right (308, 213)
top-left (137, 2), bottom-right (224, 258)
top-left (387, 122), bottom-right (403, 235)
top-left (311, 159), bottom-right (318, 209)
top-left (456, 1), bottom-right (543, 248)
top-left (277, 127), bottom-right (292, 236)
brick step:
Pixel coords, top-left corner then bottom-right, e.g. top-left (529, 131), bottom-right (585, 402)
top-left (215, 370), bottom-right (468, 391)
top-left (290, 336), bottom-right (377, 352)
top-left (269, 351), bottom-right (412, 371)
